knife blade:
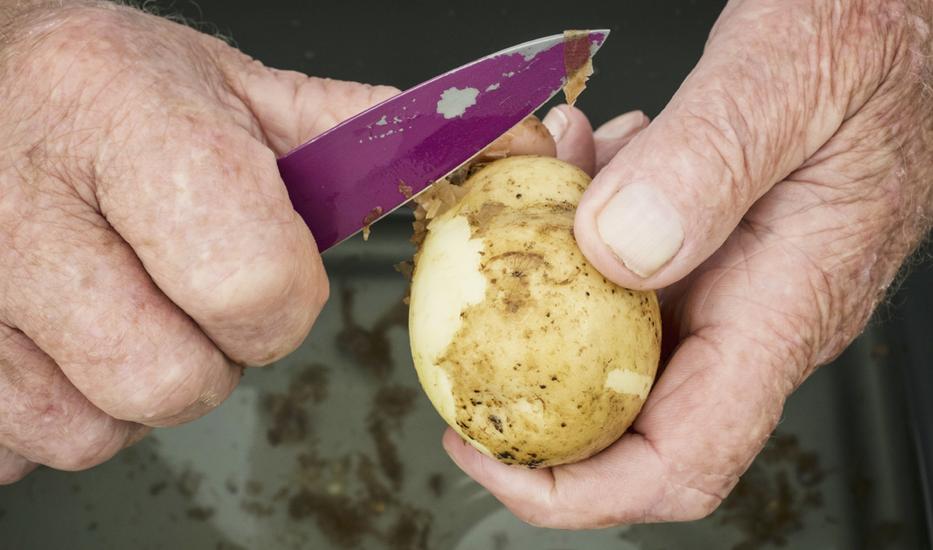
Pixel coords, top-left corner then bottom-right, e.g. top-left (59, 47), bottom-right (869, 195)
top-left (277, 30), bottom-right (610, 252)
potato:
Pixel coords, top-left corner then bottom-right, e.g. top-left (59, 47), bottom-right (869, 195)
top-left (408, 156), bottom-right (661, 468)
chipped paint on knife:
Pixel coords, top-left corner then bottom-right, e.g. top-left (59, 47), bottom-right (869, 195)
top-left (436, 87), bottom-right (481, 119)
top-left (277, 30), bottom-right (609, 251)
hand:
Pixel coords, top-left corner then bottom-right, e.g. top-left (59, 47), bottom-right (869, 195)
top-left (0, 2), bottom-right (397, 483)
top-left (444, 0), bottom-right (933, 527)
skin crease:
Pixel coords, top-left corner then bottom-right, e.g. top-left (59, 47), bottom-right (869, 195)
top-left (1, 0), bottom-right (931, 535)
top-left (444, 0), bottom-right (933, 529)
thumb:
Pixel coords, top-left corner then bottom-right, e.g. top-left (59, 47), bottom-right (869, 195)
top-left (222, 58), bottom-right (400, 156)
top-left (573, 0), bottom-right (885, 289)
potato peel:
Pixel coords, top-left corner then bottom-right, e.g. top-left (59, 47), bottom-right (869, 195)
top-left (562, 30), bottom-right (595, 106)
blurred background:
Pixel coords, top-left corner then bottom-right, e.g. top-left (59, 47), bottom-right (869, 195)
top-left (1, 1), bottom-right (931, 549)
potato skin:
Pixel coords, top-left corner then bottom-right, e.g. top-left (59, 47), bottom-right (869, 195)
top-left (409, 156), bottom-right (661, 468)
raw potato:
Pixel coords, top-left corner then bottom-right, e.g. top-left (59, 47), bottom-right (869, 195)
top-left (409, 156), bottom-right (661, 468)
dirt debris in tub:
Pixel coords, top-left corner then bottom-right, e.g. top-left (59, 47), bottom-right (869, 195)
top-left (240, 499), bottom-right (275, 518)
top-left (718, 433), bottom-right (827, 550)
top-left (275, 357), bottom-right (430, 548)
top-left (427, 473), bottom-right (446, 498)
top-left (186, 506), bottom-right (215, 521)
top-left (148, 481), bottom-right (168, 496)
top-left (175, 468), bottom-right (203, 499)
top-left (367, 385), bottom-right (418, 488)
top-left (865, 519), bottom-right (906, 548)
top-left (262, 363), bottom-right (330, 446)
top-left (179, 291), bottom-right (431, 548)
top-left (285, 450), bottom-right (432, 549)
top-left (336, 287), bottom-right (408, 377)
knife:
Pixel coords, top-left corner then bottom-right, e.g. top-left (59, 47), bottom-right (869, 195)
top-left (277, 30), bottom-right (610, 252)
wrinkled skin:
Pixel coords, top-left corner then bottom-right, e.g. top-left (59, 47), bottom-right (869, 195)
top-left (0, 1), bottom-right (398, 481)
top-left (0, 2), bottom-right (565, 484)
top-left (2, 0), bottom-right (932, 534)
top-left (444, 0), bottom-right (933, 529)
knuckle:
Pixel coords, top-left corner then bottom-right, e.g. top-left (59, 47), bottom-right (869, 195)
top-left (0, 466), bottom-right (31, 485)
top-left (193, 243), bottom-right (325, 366)
top-left (0, 453), bottom-right (34, 485)
top-left (41, 420), bottom-right (125, 471)
top-left (106, 356), bottom-right (229, 425)
top-left (198, 251), bottom-right (298, 321)
top-left (368, 84), bottom-right (402, 105)
top-left (2, 380), bottom-right (125, 471)
top-left (677, 97), bottom-right (756, 209)
top-left (19, 5), bottom-right (132, 74)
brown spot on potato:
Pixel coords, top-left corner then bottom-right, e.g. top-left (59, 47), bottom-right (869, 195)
top-left (466, 201), bottom-right (506, 235)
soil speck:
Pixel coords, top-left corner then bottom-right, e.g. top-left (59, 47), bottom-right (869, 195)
top-left (427, 473), bottom-right (445, 498)
top-left (289, 490), bottom-right (370, 547)
top-left (263, 364), bottom-right (330, 446)
top-left (719, 433), bottom-right (826, 549)
top-left (336, 288), bottom-right (407, 377)
top-left (186, 506), bottom-right (215, 521)
top-left (175, 469), bottom-right (203, 499)
top-left (148, 481), bottom-right (168, 496)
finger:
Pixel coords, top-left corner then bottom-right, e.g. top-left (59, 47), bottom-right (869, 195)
top-left (95, 102), bottom-right (327, 367)
top-left (0, 446), bottom-right (36, 485)
top-left (477, 116), bottom-right (557, 162)
top-left (97, 55), bottom-right (404, 366)
top-left (227, 65), bottom-right (401, 155)
top-left (542, 105), bottom-right (596, 176)
top-left (2, 192), bottom-right (238, 425)
top-left (573, 0), bottom-right (892, 288)
top-left (442, 429), bottom-right (555, 525)
top-left (593, 111), bottom-right (650, 173)
top-left (0, 324), bottom-right (141, 470)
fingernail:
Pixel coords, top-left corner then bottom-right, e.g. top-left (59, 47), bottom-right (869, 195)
top-left (595, 111), bottom-right (648, 141)
top-left (542, 107), bottom-right (569, 143)
top-left (596, 183), bottom-right (684, 277)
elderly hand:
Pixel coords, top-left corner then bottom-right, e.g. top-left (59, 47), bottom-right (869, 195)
top-left (444, 0), bottom-right (933, 527)
top-left (0, 1), bottom-right (397, 482)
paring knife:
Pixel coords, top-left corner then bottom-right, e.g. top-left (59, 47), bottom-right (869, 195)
top-left (277, 30), bottom-right (610, 252)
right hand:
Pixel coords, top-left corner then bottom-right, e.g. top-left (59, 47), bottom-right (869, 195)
top-left (0, 1), bottom-right (396, 482)
top-left (444, 0), bottom-right (933, 529)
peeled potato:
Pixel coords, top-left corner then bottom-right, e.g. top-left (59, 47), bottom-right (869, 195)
top-left (409, 156), bottom-right (661, 468)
